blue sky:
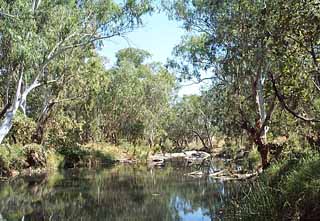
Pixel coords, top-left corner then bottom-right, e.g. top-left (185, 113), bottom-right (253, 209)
top-left (99, 12), bottom-right (203, 96)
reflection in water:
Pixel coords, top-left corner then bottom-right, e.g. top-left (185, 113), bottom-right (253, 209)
top-left (0, 165), bottom-right (239, 221)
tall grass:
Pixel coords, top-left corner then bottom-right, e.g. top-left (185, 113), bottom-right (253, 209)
top-left (225, 151), bottom-right (320, 220)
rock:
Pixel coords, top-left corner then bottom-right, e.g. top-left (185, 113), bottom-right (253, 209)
top-left (148, 151), bottom-right (211, 167)
top-left (118, 158), bottom-right (137, 164)
top-left (10, 170), bottom-right (19, 177)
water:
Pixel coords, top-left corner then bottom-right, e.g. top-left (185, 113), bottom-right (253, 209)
top-left (0, 165), bottom-right (239, 221)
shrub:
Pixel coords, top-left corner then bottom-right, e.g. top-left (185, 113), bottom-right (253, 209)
top-left (225, 151), bottom-right (320, 220)
top-left (6, 111), bottom-right (36, 145)
top-left (0, 144), bottom-right (47, 177)
top-left (57, 144), bottom-right (115, 168)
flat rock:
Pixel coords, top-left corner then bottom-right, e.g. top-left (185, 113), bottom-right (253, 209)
top-left (148, 151), bottom-right (211, 167)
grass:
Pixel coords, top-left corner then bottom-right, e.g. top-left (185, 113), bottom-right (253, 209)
top-left (57, 143), bottom-right (117, 168)
top-left (0, 141), bottom-right (156, 177)
top-left (225, 150), bottom-right (320, 220)
top-left (0, 143), bottom-right (47, 177)
top-left (84, 142), bottom-right (152, 163)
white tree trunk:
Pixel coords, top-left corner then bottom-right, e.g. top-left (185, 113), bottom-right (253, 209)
top-left (256, 73), bottom-right (268, 143)
top-left (0, 110), bottom-right (17, 143)
top-left (0, 72), bottom-right (41, 144)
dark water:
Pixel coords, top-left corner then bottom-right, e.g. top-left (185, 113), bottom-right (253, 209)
top-left (0, 164), bottom-right (240, 221)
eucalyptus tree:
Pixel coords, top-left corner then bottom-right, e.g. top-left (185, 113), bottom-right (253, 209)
top-left (105, 58), bottom-right (146, 144)
top-left (49, 53), bottom-right (110, 144)
top-left (104, 48), bottom-right (175, 146)
top-left (0, 0), bottom-right (153, 143)
top-left (267, 0), bottom-right (320, 148)
top-left (142, 64), bottom-right (175, 148)
top-left (166, 95), bottom-right (203, 149)
top-left (166, 0), bottom-right (282, 168)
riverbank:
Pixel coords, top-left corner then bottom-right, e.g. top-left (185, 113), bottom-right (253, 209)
top-left (0, 142), bottom-right (218, 179)
top-left (0, 142), bottom-right (145, 179)
top-left (1, 142), bottom-right (319, 219)
top-left (225, 150), bottom-right (320, 220)
top-left (0, 142), bottom-right (260, 179)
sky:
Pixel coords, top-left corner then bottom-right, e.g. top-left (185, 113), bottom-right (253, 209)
top-left (99, 12), bottom-right (203, 96)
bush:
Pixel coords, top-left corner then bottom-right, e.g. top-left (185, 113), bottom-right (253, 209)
top-left (225, 151), bottom-right (320, 220)
top-left (46, 113), bottom-right (83, 148)
top-left (0, 144), bottom-right (47, 177)
top-left (281, 154), bottom-right (320, 219)
top-left (6, 111), bottom-right (36, 145)
top-left (57, 144), bottom-right (115, 168)
top-left (0, 144), bottom-right (25, 176)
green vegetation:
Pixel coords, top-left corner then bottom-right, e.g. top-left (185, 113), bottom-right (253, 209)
top-left (225, 151), bottom-right (320, 220)
top-left (0, 143), bottom-right (46, 177)
top-left (0, 0), bottom-right (320, 219)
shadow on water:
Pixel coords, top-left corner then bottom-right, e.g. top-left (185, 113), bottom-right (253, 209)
top-left (0, 163), bottom-right (247, 221)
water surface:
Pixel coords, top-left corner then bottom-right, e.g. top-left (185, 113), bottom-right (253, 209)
top-left (0, 164), bottom-right (239, 221)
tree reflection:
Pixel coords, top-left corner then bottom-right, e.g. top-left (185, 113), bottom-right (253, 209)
top-left (0, 165), bottom-right (240, 221)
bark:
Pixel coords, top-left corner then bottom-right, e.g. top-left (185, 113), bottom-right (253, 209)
top-left (0, 111), bottom-right (16, 143)
top-left (249, 68), bottom-right (274, 169)
top-left (204, 122), bottom-right (213, 149)
top-left (32, 101), bottom-right (55, 144)
top-left (253, 72), bottom-right (268, 142)
top-left (148, 138), bottom-right (153, 148)
top-left (0, 103), bottom-right (11, 119)
top-left (256, 138), bottom-right (269, 169)
top-left (0, 72), bottom-right (23, 143)
top-left (241, 119), bottom-right (270, 169)
top-left (0, 71), bottom-right (42, 144)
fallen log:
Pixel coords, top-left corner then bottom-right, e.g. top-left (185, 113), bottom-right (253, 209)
top-left (186, 169), bottom-right (258, 180)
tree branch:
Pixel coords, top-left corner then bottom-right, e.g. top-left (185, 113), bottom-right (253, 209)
top-left (0, 11), bottom-right (18, 20)
top-left (270, 72), bottom-right (320, 122)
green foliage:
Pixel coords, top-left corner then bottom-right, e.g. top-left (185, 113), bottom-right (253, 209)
top-left (57, 144), bottom-right (116, 168)
top-left (7, 111), bottom-right (36, 145)
top-left (102, 51), bottom-right (175, 147)
top-left (0, 0), bottom-right (153, 144)
top-left (226, 151), bottom-right (320, 220)
top-left (116, 47), bottom-right (151, 67)
top-left (247, 149), bottom-right (260, 169)
top-left (0, 143), bottom-right (47, 176)
top-left (46, 113), bottom-right (83, 148)
top-left (0, 144), bottom-right (25, 175)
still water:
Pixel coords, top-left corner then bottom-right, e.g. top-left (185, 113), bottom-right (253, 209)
top-left (0, 165), bottom-right (240, 221)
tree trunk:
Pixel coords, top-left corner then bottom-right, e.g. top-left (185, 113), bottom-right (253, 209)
top-left (192, 130), bottom-right (208, 150)
top-left (0, 72), bottom-right (23, 144)
top-left (255, 72), bottom-right (268, 142)
top-left (0, 111), bottom-right (15, 143)
top-left (0, 68), bottom-right (43, 144)
top-left (0, 103), bottom-right (11, 119)
top-left (241, 120), bottom-right (270, 170)
top-left (204, 122), bottom-right (213, 149)
top-left (148, 137), bottom-right (154, 148)
top-left (259, 143), bottom-right (269, 169)
top-left (32, 102), bottom-right (55, 144)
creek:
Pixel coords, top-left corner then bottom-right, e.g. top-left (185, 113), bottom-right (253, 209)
top-left (0, 161), bottom-right (247, 221)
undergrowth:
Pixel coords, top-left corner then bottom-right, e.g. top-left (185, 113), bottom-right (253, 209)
top-left (225, 151), bottom-right (320, 220)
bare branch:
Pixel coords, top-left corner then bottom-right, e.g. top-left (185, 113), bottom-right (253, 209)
top-left (312, 79), bottom-right (320, 92)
